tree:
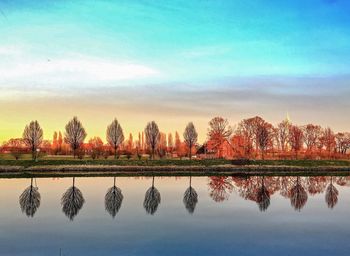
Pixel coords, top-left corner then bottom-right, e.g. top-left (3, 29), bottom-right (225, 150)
top-left (88, 136), bottom-right (104, 159)
top-left (323, 127), bottom-right (336, 157)
top-left (335, 132), bottom-right (350, 155)
top-left (144, 121), bottom-right (160, 159)
top-left (106, 119), bottom-right (124, 159)
top-left (52, 131), bottom-right (58, 154)
top-left (127, 133), bottom-right (133, 151)
top-left (158, 132), bottom-right (167, 157)
top-left (207, 117), bottom-right (232, 157)
top-left (237, 116), bottom-right (266, 158)
top-left (288, 125), bottom-right (303, 159)
top-left (302, 124), bottom-right (321, 153)
top-left (175, 131), bottom-right (181, 154)
top-left (183, 122), bottom-right (198, 159)
top-left (275, 119), bottom-right (290, 154)
top-left (3, 138), bottom-right (26, 160)
top-left (58, 131), bottom-right (63, 153)
top-left (65, 117), bottom-right (87, 158)
top-left (256, 122), bottom-right (273, 159)
top-left (168, 133), bottom-right (174, 152)
top-left (22, 120), bottom-right (43, 160)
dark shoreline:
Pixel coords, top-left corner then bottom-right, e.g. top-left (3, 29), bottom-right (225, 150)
top-left (1, 164), bottom-right (350, 178)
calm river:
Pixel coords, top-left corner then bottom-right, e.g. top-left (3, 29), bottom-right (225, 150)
top-left (0, 175), bottom-right (349, 256)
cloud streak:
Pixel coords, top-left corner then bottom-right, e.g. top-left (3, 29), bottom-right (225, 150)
top-left (0, 57), bottom-right (159, 84)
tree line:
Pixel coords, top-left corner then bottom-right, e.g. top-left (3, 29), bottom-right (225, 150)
top-left (1, 116), bottom-right (349, 160)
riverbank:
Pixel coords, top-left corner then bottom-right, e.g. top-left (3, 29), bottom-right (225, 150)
top-left (1, 161), bottom-right (350, 177)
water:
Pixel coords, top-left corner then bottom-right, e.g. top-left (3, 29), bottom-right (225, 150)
top-left (1, 175), bottom-right (350, 256)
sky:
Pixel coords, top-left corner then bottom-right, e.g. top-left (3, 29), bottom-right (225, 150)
top-left (0, 0), bottom-right (350, 143)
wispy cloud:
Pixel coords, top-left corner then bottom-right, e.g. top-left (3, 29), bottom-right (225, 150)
top-left (0, 57), bottom-right (159, 84)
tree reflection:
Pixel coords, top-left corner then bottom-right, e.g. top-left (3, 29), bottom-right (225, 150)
top-left (307, 176), bottom-right (327, 196)
top-left (105, 177), bottom-right (124, 218)
top-left (143, 176), bottom-right (161, 215)
top-left (325, 177), bottom-right (338, 209)
top-left (289, 177), bottom-right (308, 211)
top-left (61, 177), bottom-right (85, 221)
top-left (279, 177), bottom-right (294, 198)
top-left (256, 177), bottom-right (270, 212)
top-left (208, 176), bottom-right (233, 202)
top-left (19, 178), bottom-right (41, 217)
top-left (183, 176), bottom-right (198, 214)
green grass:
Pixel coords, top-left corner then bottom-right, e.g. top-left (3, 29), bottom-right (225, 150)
top-left (0, 153), bottom-right (349, 168)
top-left (252, 159), bottom-right (350, 167)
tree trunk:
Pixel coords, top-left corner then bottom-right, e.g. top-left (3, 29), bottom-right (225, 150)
top-left (189, 142), bottom-right (192, 160)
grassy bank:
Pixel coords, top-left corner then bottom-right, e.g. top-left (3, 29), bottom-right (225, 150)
top-left (0, 158), bottom-right (350, 168)
top-left (0, 158), bottom-right (350, 178)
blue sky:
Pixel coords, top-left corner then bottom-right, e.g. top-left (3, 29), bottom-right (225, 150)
top-left (1, 0), bottom-right (350, 82)
top-left (0, 0), bottom-right (350, 141)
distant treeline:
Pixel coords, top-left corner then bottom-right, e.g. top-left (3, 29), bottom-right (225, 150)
top-left (1, 116), bottom-right (349, 160)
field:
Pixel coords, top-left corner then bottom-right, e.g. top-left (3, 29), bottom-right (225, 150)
top-left (0, 153), bottom-right (350, 167)
top-left (1, 154), bottom-right (350, 167)
top-left (0, 153), bottom-right (350, 179)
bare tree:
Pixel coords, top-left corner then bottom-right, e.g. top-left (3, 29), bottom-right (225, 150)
top-left (22, 120), bottom-right (43, 160)
top-left (65, 116), bottom-right (87, 158)
top-left (335, 132), bottom-right (350, 155)
top-left (302, 124), bottom-right (322, 152)
top-left (144, 121), bottom-right (160, 159)
top-left (183, 122), bottom-right (198, 159)
top-left (237, 116), bottom-right (266, 159)
top-left (275, 120), bottom-right (290, 153)
top-left (288, 125), bottom-right (303, 159)
top-left (323, 127), bottom-right (336, 157)
top-left (106, 119), bottom-right (124, 159)
top-left (256, 122), bottom-right (274, 159)
top-left (207, 117), bottom-right (232, 157)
